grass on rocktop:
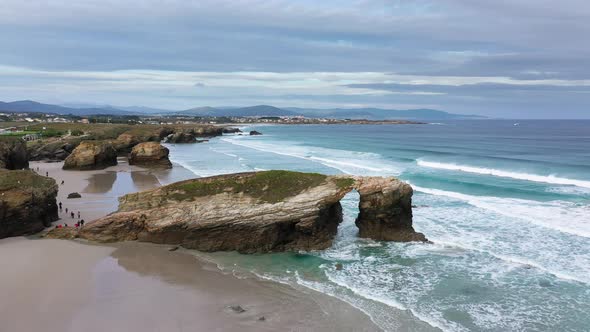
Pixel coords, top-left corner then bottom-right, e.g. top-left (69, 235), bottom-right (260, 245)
top-left (168, 170), bottom-right (330, 203)
top-left (0, 169), bottom-right (55, 192)
top-left (334, 177), bottom-right (355, 189)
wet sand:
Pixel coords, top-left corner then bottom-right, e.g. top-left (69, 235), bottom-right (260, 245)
top-left (0, 160), bottom-right (381, 332)
top-left (29, 158), bottom-right (183, 223)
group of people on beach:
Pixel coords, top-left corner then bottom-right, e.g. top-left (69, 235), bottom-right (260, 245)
top-left (33, 167), bottom-right (86, 229)
top-left (57, 201), bottom-right (85, 228)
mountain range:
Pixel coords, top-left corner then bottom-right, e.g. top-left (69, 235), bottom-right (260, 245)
top-left (0, 100), bottom-right (484, 120)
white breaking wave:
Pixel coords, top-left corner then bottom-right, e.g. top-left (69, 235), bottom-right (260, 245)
top-left (417, 160), bottom-right (590, 189)
top-left (221, 137), bottom-right (401, 176)
top-left (411, 184), bottom-right (590, 239)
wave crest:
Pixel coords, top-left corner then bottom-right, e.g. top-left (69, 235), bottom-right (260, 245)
top-left (417, 160), bottom-right (590, 188)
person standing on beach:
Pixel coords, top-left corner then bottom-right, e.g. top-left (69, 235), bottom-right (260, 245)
top-left (45, 171), bottom-right (48, 177)
top-left (70, 212), bottom-right (75, 219)
top-left (59, 202), bottom-right (62, 211)
top-left (77, 211), bottom-right (80, 219)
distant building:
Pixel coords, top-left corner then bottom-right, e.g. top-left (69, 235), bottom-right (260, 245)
top-left (22, 133), bottom-right (40, 141)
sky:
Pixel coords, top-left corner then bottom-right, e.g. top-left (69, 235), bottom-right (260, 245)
top-left (1, 0), bottom-right (590, 118)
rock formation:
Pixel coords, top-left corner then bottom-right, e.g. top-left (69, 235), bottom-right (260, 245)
top-left (113, 127), bottom-right (174, 153)
top-left (164, 132), bottom-right (197, 143)
top-left (128, 142), bottom-right (172, 168)
top-left (48, 171), bottom-right (426, 252)
top-left (0, 169), bottom-right (58, 238)
top-left (0, 137), bottom-right (28, 169)
top-left (354, 177), bottom-right (426, 242)
top-left (192, 126), bottom-right (224, 137)
top-left (112, 132), bottom-right (142, 153)
top-left (27, 137), bottom-right (83, 161)
top-left (223, 128), bottom-right (242, 134)
top-left (249, 130), bottom-right (263, 136)
top-left (63, 141), bottom-right (118, 170)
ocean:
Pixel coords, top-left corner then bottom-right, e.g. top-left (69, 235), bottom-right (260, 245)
top-left (165, 120), bottom-right (590, 331)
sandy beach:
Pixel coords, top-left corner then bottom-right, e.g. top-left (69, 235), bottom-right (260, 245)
top-left (0, 159), bottom-right (381, 332)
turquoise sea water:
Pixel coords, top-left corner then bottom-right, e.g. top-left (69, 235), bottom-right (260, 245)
top-left (165, 120), bottom-right (590, 331)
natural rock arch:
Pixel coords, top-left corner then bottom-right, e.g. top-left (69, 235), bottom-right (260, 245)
top-left (47, 171), bottom-right (427, 252)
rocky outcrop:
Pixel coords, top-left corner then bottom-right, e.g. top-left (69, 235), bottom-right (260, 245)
top-left (47, 171), bottom-right (426, 252)
top-left (76, 171), bottom-right (347, 253)
top-left (164, 126), bottom-right (225, 143)
top-left (164, 132), bottom-right (197, 143)
top-left (67, 192), bottom-right (82, 199)
top-left (354, 177), bottom-right (426, 242)
top-left (0, 137), bottom-right (28, 169)
top-left (63, 141), bottom-right (118, 170)
top-left (113, 127), bottom-right (174, 153)
top-left (112, 133), bottom-right (142, 153)
top-left (249, 130), bottom-right (263, 136)
top-left (27, 137), bottom-right (83, 161)
top-left (192, 126), bottom-right (224, 137)
top-left (128, 142), bottom-right (172, 168)
top-left (0, 169), bottom-right (58, 238)
top-left (223, 128), bottom-right (242, 134)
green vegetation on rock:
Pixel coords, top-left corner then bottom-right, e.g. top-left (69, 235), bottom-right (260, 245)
top-left (334, 177), bottom-right (355, 189)
top-left (168, 170), bottom-right (328, 203)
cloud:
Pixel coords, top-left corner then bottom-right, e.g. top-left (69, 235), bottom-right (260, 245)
top-left (0, 1), bottom-right (590, 117)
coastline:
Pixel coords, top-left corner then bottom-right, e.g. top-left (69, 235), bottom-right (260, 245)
top-left (0, 157), bottom-right (382, 331)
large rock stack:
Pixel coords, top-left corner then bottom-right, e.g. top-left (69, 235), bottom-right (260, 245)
top-left (63, 141), bottom-right (118, 170)
top-left (0, 169), bottom-right (58, 238)
top-left (0, 137), bottom-right (28, 170)
top-left (128, 142), bottom-right (172, 168)
top-left (354, 177), bottom-right (426, 242)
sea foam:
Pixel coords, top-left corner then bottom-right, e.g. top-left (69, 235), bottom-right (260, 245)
top-left (417, 160), bottom-right (590, 188)
top-left (411, 184), bottom-right (590, 239)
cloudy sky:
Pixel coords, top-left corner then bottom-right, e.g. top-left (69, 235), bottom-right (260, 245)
top-left (1, 0), bottom-right (589, 118)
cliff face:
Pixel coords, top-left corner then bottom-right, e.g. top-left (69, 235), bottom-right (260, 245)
top-left (63, 141), bottom-right (118, 170)
top-left (0, 169), bottom-right (58, 238)
top-left (78, 171), bottom-right (349, 253)
top-left (48, 171), bottom-right (426, 252)
top-left (0, 137), bottom-right (29, 169)
top-left (128, 142), bottom-right (172, 168)
top-left (27, 137), bottom-right (83, 161)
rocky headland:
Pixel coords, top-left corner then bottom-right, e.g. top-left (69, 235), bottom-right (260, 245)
top-left (27, 123), bottom-right (233, 162)
top-left (0, 169), bottom-right (58, 239)
top-left (48, 170), bottom-right (426, 252)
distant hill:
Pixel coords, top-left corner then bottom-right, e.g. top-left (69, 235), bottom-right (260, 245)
top-left (0, 100), bottom-right (138, 116)
top-left (179, 105), bottom-right (298, 117)
top-left (286, 107), bottom-right (485, 120)
top-left (1, 100), bottom-right (484, 120)
top-left (181, 106), bottom-right (220, 116)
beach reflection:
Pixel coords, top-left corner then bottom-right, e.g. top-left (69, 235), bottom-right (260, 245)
top-left (83, 172), bottom-right (117, 193)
